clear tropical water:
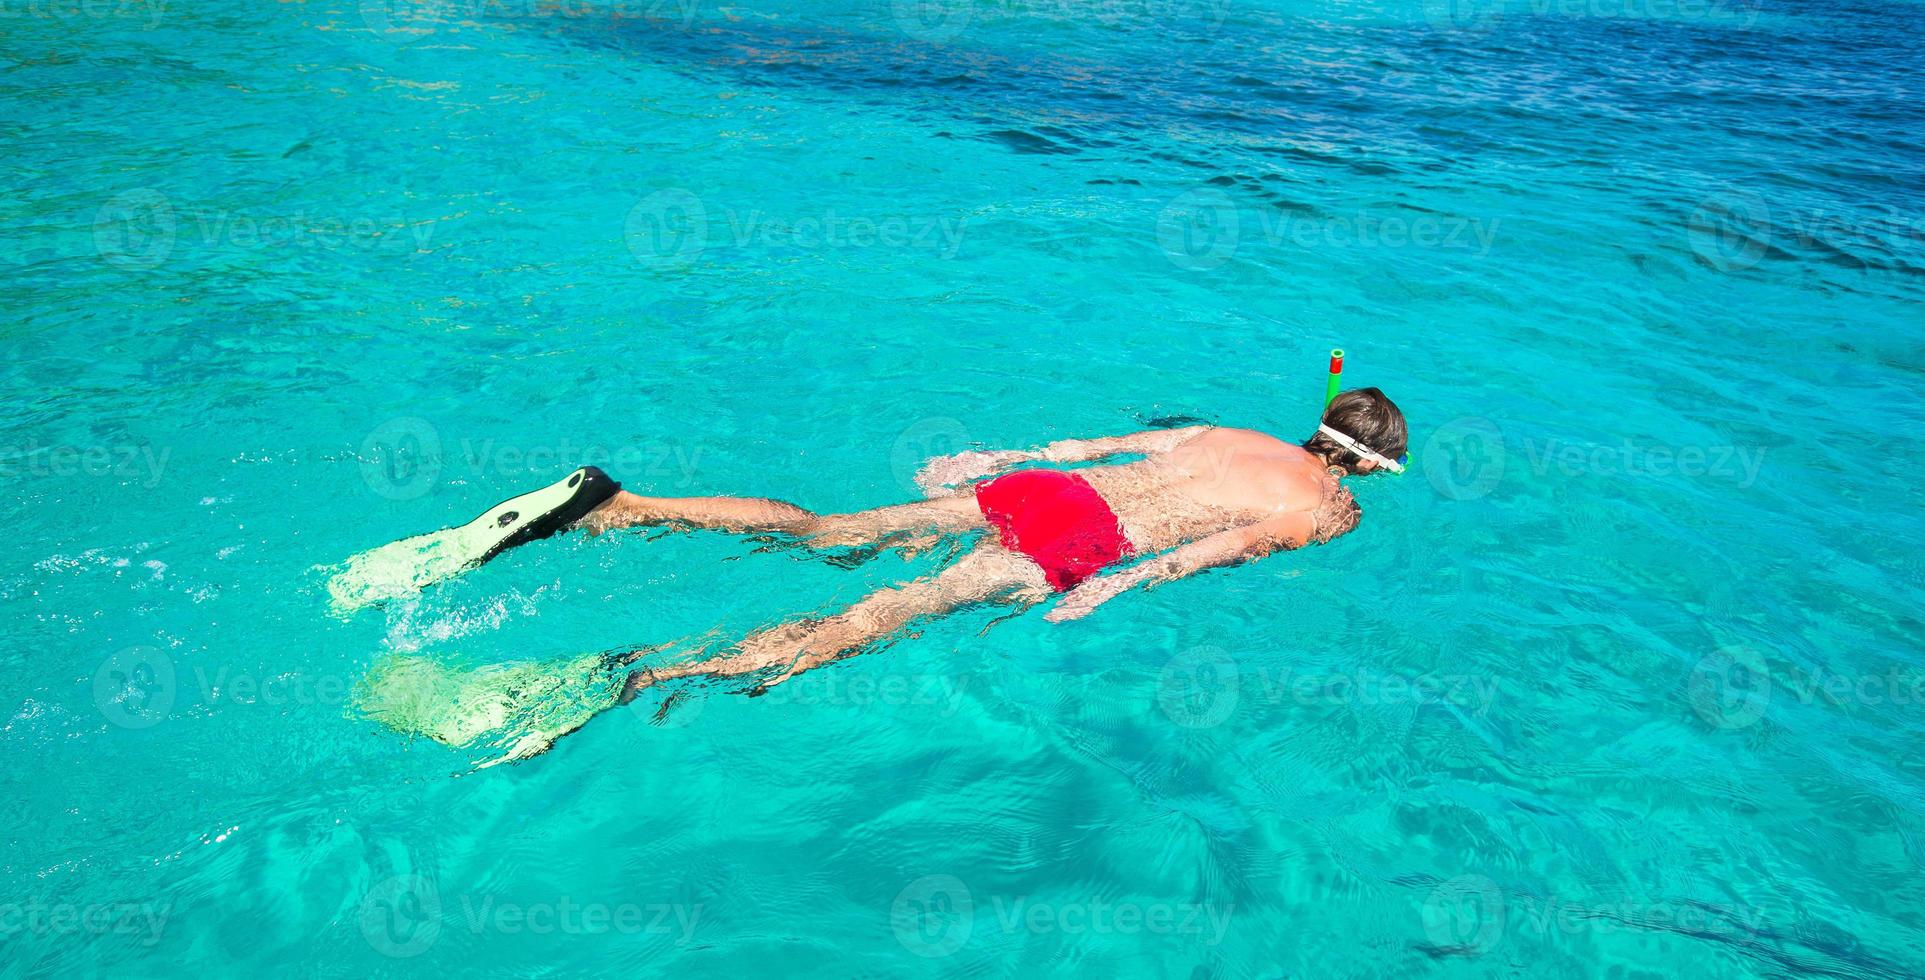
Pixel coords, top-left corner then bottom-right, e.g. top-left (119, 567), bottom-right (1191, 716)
top-left (4, 0), bottom-right (1924, 974)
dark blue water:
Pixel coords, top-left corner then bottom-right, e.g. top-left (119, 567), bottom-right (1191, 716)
top-left (2, 0), bottom-right (1922, 974)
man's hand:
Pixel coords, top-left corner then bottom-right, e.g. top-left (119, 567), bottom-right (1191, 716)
top-left (914, 449), bottom-right (1032, 497)
top-left (1044, 569), bottom-right (1143, 622)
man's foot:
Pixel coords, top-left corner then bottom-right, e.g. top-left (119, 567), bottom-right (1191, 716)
top-left (325, 466), bottom-right (622, 613)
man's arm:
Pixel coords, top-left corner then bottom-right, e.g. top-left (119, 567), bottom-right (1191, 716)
top-left (916, 426), bottom-right (1211, 497)
top-left (1043, 511), bottom-right (1315, 623)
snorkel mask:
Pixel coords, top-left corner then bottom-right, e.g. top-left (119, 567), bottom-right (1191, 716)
top-left (1321, 348), bottom-right (1409, 475)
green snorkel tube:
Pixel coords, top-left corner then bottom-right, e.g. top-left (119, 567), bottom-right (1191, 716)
top-left (1320, 347), bottom-right (1409, 475)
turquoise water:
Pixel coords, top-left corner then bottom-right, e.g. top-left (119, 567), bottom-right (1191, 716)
top-left (4, 0), bottom-right (1924, 973)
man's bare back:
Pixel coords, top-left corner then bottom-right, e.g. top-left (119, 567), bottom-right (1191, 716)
top-left (1076, 426), bottom-right (1356, 554)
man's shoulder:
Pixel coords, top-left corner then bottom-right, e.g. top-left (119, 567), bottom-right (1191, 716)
top-left (1204, 426), bottom-right (1289, 445)
top-left (1196, 427), bottom-right (1312, 465)
top-left (1310, 483), bottom-right (1361, 544)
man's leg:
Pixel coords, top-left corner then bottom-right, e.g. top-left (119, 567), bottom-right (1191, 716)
top-left (581, 491), bottom-right (816, 533)
top-left (477, 544), bottom-right (1048, 766)
top-left (581, 490), bottom-right (986, 549)
top-left (621, 543), bottom-right (1049, 698)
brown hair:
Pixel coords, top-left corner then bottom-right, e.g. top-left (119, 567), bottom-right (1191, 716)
top-left (1305, 387), bottom-right (1407, 472)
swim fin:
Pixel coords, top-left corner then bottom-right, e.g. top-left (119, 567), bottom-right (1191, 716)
top-left (352, 649), bottom-right (624, 768)
top-left (326, 466), bottom-right (621, 614)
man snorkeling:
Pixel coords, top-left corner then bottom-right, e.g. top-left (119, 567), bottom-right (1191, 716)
top-left (337, 388), bottom-right (1407, 761)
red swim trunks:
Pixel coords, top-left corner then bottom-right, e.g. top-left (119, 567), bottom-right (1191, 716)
top-left (975, 469), bottom-right (1134, 592)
